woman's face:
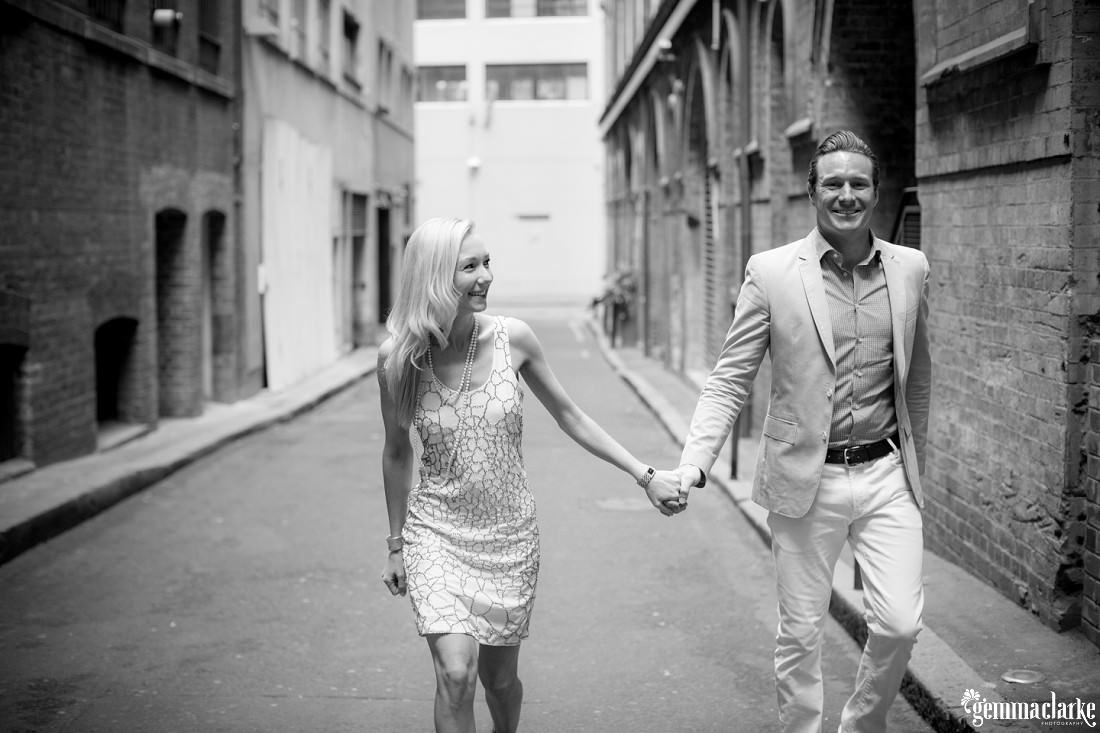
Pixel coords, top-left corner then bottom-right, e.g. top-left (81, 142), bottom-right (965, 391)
top-left (453, 233), bottom-right (492, 313)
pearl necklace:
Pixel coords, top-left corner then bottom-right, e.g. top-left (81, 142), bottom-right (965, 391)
top-left (424, 317), bottom-right (480, 475)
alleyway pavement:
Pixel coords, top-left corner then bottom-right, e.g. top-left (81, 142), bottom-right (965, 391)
top-left (0, 304), bottom-right (1097, 731)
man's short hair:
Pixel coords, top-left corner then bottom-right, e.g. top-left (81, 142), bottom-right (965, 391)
top-left (806, 130), bottom-right (879, 192)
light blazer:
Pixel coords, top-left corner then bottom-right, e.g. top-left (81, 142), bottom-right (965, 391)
top-left (681, 230), bottom-right (932, 518)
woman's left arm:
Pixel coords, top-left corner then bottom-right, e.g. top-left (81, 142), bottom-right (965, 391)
top-left (509, 318), bottom-right (683, 513)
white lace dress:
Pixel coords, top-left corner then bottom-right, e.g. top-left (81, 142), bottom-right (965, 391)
top-left (402, 316), bottom-right (540, 646)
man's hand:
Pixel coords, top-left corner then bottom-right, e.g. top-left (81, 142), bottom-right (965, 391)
top-left (673, 464), bottom-right (703, 507)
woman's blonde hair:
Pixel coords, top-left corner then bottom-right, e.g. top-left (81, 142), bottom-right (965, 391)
top-left (383, 217), bottom-right (474, 425)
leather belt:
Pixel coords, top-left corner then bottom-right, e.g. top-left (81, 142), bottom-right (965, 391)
top-left (824, 434), bottom-right (898, 466)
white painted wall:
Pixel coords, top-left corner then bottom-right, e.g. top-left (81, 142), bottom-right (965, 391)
top-left (415, 1), bottom-right (606, 305)
top-left (261, 118), bottom-right (338, 390)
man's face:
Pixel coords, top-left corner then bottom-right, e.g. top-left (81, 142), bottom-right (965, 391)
top-left (810, 151), bottom-right (878, 242)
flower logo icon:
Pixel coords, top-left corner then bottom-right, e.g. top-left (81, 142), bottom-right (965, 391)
top-left (961, 688), bottom-right (982, 707)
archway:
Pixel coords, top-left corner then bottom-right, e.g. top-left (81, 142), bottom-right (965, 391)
top-left (95, 317), bottom-right (138, 424)
top-left (0, 344), bottom-right (25, 462)
top-left (155, 208), bottom-right (190, 417)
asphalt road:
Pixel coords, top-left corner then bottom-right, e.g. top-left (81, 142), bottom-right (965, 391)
top-left (0, 308), bottom-right (933, 732)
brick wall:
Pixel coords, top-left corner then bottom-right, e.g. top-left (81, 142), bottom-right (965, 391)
top-left (1083, 337), bottom-right (1100, 643)
top-left (1073, 0), bottom-right (1100, 644)
top-left (919, 162), bottom-right (1079, 626)
top-left (915, 0), bottom-right (1095, 632)
top-left (0, 1), bottom-right (239, 466)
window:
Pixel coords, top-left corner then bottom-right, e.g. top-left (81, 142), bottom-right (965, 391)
top-left (88, 0), bottom-right (125, 31)
top-left (292, 0), bottom-right (307, 58)
top-left (486, 63), bottom-right (587, 100)
top-left (317, 0), bottom-right (331, 70)
top-left (417, 0), bottom-right (465, 19)
top-left (197, 0), bottom-right (220, 73)
top-left (376, 40), bottom-right (394, 113)
top-left (486, 0), bottom-right (587, 17)
top-left (258, 0), bottom-right (279, 26)
top-left (342, 11), bottom-right (360, 86)
top-left (418, 65), bottom-right (467, 101)
top-left (400, 65), bottom-right (414, 121)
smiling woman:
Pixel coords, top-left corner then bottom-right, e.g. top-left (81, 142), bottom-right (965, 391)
top-left (374, 218), bottom-right (686, 733)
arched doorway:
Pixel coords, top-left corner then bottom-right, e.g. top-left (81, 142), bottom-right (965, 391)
top-left (94, 317), bottom-right (138, 424)
top-left (0, 288), bottom-right (30, 464)
top-left (155, 208), bottom-right (191, 417)
top-left (0, 344), bottom-right (25, 463)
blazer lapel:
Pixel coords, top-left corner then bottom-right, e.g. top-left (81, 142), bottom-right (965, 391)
top-left (797, 238), bottom-right (836, 370)
top-left (881, 246), bottom-right (910, 388)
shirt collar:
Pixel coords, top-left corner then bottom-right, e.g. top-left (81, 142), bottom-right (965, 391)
top-left (812, 228), bottom-right (881, 268)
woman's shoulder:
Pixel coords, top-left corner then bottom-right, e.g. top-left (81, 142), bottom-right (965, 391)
top-left (496, 315), bottom-right (536, 344)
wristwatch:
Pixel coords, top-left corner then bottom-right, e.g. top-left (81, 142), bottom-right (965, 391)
top-left (637, 466), bottom-right (656, 489)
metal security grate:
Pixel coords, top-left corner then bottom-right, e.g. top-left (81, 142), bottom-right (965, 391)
top-left (901, 209), bottom-right (921, 249)
top-left (703, 170), bottom-right (722, 367)
top-left (891, 188), bottom-right (922, 250)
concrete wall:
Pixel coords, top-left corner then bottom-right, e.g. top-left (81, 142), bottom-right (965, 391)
top-left (240, 0), bottom-right (414, 385)
top-left (415, 0), bottom-right (607, 305)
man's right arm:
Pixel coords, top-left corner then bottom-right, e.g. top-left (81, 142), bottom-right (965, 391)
top-left (679, 260), bottom-right (772, 482)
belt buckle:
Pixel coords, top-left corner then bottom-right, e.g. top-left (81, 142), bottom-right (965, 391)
top-left (843, 445), bottom-right (867, 465)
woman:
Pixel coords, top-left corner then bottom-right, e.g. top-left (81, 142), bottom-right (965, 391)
top-left (377, 218), bottom-right (684, 733)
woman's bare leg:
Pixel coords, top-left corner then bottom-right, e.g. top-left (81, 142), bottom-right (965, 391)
top-left (478, 643), bottom-right (523, 733)
top-left (427, 634), bottom-right (480, 733)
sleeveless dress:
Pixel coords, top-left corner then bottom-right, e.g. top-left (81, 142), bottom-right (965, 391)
top-left (402, 316), bottom-right (540, 646)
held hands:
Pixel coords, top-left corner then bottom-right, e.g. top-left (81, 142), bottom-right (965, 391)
top-left (652, 464), bottom-right (704, 517)
top-left (674, 464), bottom-right (702, 502)
top-left (642, 468), bottom-right (689, 516)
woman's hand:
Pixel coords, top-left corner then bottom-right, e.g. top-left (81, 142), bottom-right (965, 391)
top-left (381, 551), bottom-right (407, 596)
top-left (644, 469), bottom-right (687, 516)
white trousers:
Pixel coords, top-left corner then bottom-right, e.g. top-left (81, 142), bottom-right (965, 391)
top-left (766, 450), bottom-right (924, 733)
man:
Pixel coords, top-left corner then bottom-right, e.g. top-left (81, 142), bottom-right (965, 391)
top-left (675, 130), bottom-right (932, 733)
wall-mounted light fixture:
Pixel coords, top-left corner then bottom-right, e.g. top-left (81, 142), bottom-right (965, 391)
top-left (152, 8), bottom-right (182, 27)
top-left (657, 38), bottom-right (676, 63)
top-left (667, 77), bottom-right (684, 109)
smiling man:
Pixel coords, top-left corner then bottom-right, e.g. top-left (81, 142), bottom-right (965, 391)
top-left (672, 130), bottom-right (933, 733)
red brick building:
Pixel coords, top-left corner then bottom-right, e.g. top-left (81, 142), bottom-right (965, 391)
top-left (600, 0), bottom-right (1100, 643)
top-left (0, 0), bottom-right (245, 469)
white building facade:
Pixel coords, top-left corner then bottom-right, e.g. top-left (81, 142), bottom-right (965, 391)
top-left (243, 0), bottom-right (415, 391)
top-left (414, 0), bottom-right (606, 305)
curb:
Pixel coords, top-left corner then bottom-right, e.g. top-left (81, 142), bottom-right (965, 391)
top-left (0, 349), bottom-right (377, 567)
top-left (584, 319), bottom-right (983, 733)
